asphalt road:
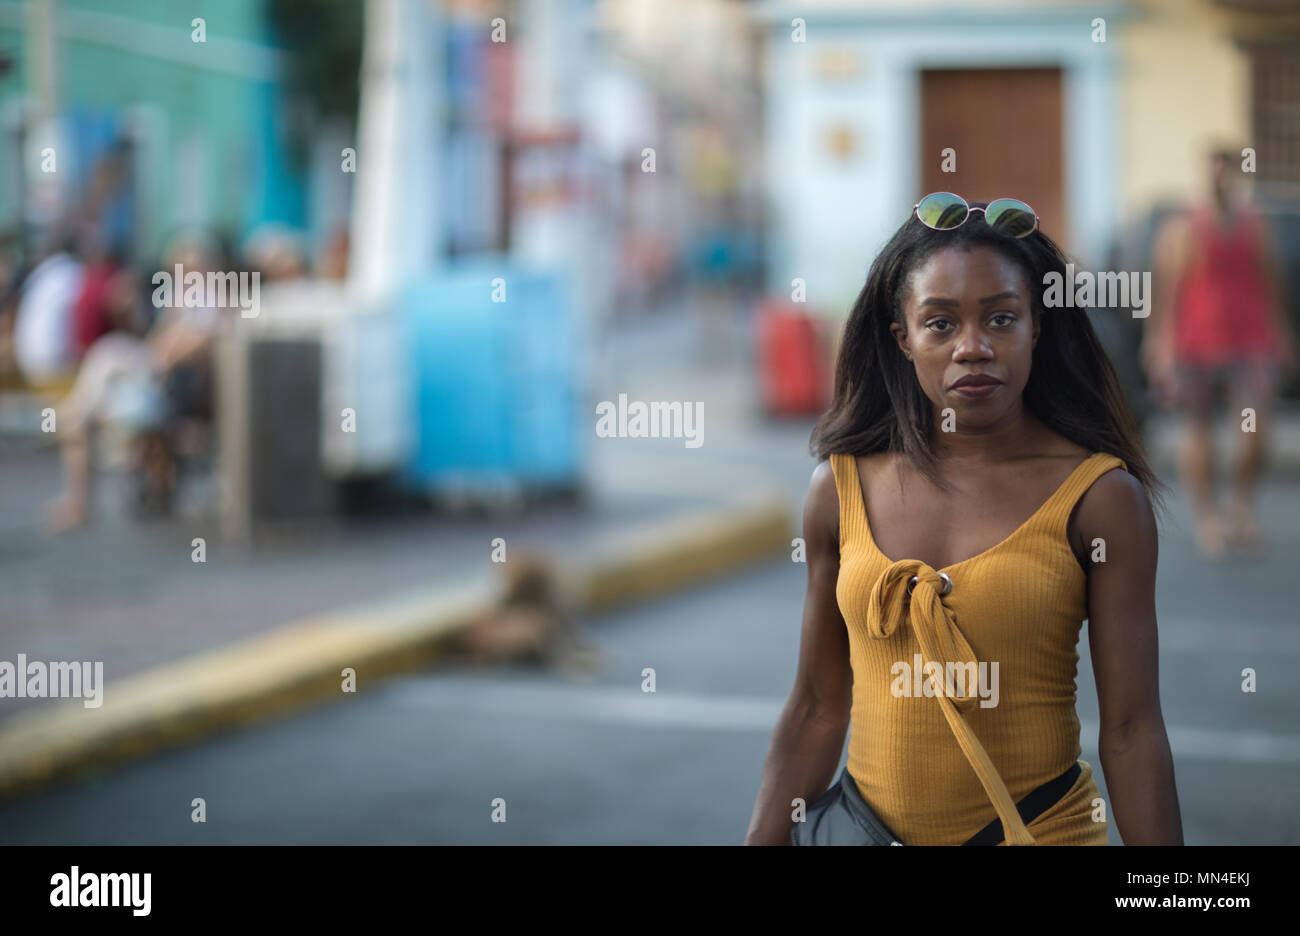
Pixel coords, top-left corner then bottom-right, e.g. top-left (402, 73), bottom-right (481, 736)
top-left (3, 473), bottom-right (1300, 844)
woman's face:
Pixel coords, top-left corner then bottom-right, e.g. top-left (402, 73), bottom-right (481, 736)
top-left (890, 245), bottom-right (1039, 425)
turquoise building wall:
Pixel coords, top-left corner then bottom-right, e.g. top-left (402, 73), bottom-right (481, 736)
top-left (0, 0), bottom-right (304, 257)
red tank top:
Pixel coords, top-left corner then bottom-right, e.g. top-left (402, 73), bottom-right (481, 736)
top-left (1173, 206), bottom-right (1278, 365)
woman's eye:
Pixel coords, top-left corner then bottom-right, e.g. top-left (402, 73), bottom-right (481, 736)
top-left (991, 312), bottom-right (1015, 327)
top-left (925, 319), bottom-right (952, 333)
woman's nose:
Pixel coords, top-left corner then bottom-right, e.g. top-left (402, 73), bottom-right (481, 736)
top-left (953, 329), bottom-right (993, 359)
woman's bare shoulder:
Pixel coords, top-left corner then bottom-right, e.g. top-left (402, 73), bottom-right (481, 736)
top-left (808, 452), bottom-right (890, 492)
top-left (806, 459), bottom-right (840, 548)
top-left (1072, 465), bottom-right (1155, 558)
top-left (807, 453), bottom-right (886, 546)
top-left (809, 457), bottom-right (837, 497)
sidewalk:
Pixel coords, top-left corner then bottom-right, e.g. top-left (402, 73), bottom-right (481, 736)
top-left (0, 316), bottom-right (820, 729)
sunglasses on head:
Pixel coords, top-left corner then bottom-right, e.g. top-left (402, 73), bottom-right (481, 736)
top-left (913, 191), bottom-right (1039, 238)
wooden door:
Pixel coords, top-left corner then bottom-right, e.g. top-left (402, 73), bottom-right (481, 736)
top-left (919, 68), bottom-right (1065, 245)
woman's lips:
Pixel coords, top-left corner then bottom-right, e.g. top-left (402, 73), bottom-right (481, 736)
top-left (951, 381), bottom-right (1001, 399)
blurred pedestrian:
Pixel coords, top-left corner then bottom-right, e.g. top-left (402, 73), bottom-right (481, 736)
top-left (1143, 146), bottom-right (1299, 558)
top-left (315, 224), bottom-right (349, 280)
top-left (42, 233), bottom-right (225, 533)
top-left (0, 233), bottom-right (24, 384)
top-left (11, 232), bottom-right (83, 386)
top-left (243, 223), bottom-right (308, 283)
top-left (70, 241), bottom-right (129, 361)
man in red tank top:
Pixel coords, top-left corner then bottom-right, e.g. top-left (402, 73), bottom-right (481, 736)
top-left (1143, 148), bottom-right (1298, 558)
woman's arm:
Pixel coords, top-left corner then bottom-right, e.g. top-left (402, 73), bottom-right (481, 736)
top-left (1078, 469), bottom-right (1184, 844)
top-left (1253, 216), bottom-right (1298, 377)
top-left (148, 314), bottom-right (214, 373)
top-left (744, 460), bottom-right (853, 845)
top-left (1142, 212), bottom-right (1190, 404)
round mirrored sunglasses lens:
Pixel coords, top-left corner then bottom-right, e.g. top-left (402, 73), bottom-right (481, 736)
top-left (916, 193), bottom-right (969, 230)
top-left (985, 199), bottom-right (1037, 237)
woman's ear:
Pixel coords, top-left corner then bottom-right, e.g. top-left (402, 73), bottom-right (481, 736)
top-left (889, 321), bottom-right (911, 361)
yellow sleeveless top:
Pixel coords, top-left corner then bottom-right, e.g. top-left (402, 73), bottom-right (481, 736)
top-left (830, 450), bottom-right (1127, 845)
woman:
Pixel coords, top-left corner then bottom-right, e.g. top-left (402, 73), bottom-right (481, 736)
top-left (744, 194), bottom-right (1183, 845)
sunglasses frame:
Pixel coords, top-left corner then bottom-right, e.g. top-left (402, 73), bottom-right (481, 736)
top-left (912, 191), bottom-right (1040, 238)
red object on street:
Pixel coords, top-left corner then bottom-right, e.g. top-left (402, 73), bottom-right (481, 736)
top-left (756, 302), bottom-right (831, 416)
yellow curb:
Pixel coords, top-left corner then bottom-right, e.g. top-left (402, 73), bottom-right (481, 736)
top-left (0, 581), bottom-right (497, 801)
top-left (568, 492), bottom-right (793, 614)
top-left (0, 494), bottom-right (794, 802)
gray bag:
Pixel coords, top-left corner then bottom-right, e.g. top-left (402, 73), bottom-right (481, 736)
top-left (790, 766), bottom-right (904, 846)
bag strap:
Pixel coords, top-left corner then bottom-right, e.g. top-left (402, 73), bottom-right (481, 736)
top-left (963, 761), bottom-right (1081, 845)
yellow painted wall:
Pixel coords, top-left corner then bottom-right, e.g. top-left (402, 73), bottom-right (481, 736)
top-left (1117, 0), bottom-right (1253, 224)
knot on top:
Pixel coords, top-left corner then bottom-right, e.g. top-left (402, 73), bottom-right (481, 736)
top-left (866, 559), bottom-right (981, 709)
top-left (862, 559), bottom-right (1035, 843)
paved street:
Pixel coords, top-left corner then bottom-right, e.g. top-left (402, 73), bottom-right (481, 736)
top-left (4, 305), bottom-right (1300, 843)
top-left (3, 469), bottom-right (1299, 844)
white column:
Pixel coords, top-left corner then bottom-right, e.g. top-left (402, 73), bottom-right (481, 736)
top-left (349, 0), bottom-right (445, 301)
top-left (510, 0), bottom-right (597, 379)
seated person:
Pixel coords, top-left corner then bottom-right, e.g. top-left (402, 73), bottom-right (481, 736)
top-left (44, 236), bottom-right (223, 533)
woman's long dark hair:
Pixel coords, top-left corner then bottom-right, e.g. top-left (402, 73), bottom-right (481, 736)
top-left (809, 203), bottom-right (1168, 519)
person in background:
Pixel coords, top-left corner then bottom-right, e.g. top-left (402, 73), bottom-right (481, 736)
top-left (11, 232), bottom-right (84, 386)
top-left (71, 240), bottom-right (128, 361)
top-left (243, 223), bottom-right (309, 284)
top-left (43, 233), bottom-right (224, 533)
top-left (1143, 147), bottom-right (1299, 559)
top-left (0, 233), bottom-right (24, 384)
top-left (315, 224), bottom-right (349, 280)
